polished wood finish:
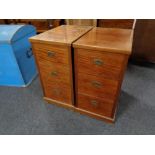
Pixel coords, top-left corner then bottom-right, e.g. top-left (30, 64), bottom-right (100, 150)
top-left (30, 26), bottom-right (133, 123)
top-left (31, 44), bottom-right (73, 105)
top-left (43, 83), bottom-right (72, 104)
top-left (44, 97), bottom-right (74, 110)
top-left (131, 19), bottom-right (155, 63)
top-left (98, 19), bottom-right (134, 29)
top-left (38, 61), bottom-right (70, 85)
top-left (30, 25), bottom-right (93, 46)
top-left (78, 72), bottom-right (119, 99)
top-left (77, 93), bottom-right (114, 117)
top-left (75, 48), bottom-right (128, 80)
top-left (30, 25), bottom-right (93, 107)
top-left (73, 27), bottom-right (133, 122)
top-left (32, 43), bottom-right (70, 65)
top-left (73, 27), bottom-right (133, 54)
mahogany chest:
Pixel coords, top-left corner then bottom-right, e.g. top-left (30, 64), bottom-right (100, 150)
top-left (73, 27), bottom-right (133, 122)
top-left (29, 25), bottom-right (92, 108)
top-left (30, 25), bottom-right (133, 123)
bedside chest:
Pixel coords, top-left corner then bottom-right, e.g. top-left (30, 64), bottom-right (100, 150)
top-left (73, 27), bottom-right (133, 122)
top-left (29, 25), bottom-right (92, 108)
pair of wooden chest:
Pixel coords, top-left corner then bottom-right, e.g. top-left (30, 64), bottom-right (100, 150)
top-left (30, 25), bottom-right (133, 123)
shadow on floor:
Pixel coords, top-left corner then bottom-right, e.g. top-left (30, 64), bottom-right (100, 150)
top-left (116, 91), bottom-right (137, 120)
top-left (129, 60), bottom-right (155, 69)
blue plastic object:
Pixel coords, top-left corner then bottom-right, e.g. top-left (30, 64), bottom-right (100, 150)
top-left (0, 25), bottom-right (37, 87)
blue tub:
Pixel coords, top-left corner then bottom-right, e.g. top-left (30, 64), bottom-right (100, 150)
top-left (0, 25), bottom-right (37, 87)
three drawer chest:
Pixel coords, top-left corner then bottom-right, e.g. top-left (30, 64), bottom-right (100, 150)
top-left (30, 25), bottom-right (133, 123)
top-left (29, 25), bottom-right (93, 108)
top-left (73, 27), bottom-right (133, 122)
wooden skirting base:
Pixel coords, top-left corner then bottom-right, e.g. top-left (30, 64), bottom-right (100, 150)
top-left (44, 97), bottom-right (114, 123)
top-left (44, 97), bottom-right (74, 110)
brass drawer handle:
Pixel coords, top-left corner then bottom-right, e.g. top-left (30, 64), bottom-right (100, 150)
top-left (93, 59), bottom-right (104, 66)
top-left (91, 81), bottom-right (102, 88)
top-left (90, 100), bottom-right (98, 107)
top-left (51, 71), bottom-right (58, 76)
top-left (47, 51), bottom-right (55, 57)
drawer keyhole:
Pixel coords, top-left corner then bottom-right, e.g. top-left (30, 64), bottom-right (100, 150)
top-left (47, 51), bottom-right (55, 57)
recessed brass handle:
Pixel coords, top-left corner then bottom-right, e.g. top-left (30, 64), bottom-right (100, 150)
top-left (51, 71), bottom-right (58, 76)
top-left (90, 100), bottom-right (98, 107)
top-left (47, 51), bottom-right (55, 57)
top-left (91, 81), bottom-right (102, 88)
top-left (93, 59), bottom-right (104, 66)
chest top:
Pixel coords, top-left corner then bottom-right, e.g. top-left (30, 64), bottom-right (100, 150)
top-left (73, 27), bottom-right (134, 54)
top-left (29, 25), bottom-right (93, 46)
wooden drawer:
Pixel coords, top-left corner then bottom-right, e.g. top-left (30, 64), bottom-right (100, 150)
top-left (33, 43), bottom-right (69, 65)
top-left (38, 60), bottom-right (70, 85)
top-left (43, 81), bottom-right (72, 105)
top-left (77, 73), bottom-right (119, 100)
top-left (75, 49), bottom-right (127, 80)
top-left (77, 93), bottom-right (114, 117)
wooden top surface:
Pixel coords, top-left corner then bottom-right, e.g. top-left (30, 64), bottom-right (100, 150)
top-left (29, 25), bottom-right (93, 46)
top-left (73, 27), bottom-right (134, 54)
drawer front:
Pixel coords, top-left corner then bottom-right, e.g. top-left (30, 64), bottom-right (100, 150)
top-left (33, 43), bottom-right (69, 65)
top-left (43, 81), bottom-right (72, 105)
top-left (77, 93), bottom-right (114, 117)
top-left (77, 73), bottom-right (119, 100)
top-left (38, 60), bottom-right (70, 85)
top-left (75, 49), bottom-right (127, 80)
top-left (32, 43), bottom-right (73, 105)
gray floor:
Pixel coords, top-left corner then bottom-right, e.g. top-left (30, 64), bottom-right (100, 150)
top-left (0, 62), bottom-right (155, 135)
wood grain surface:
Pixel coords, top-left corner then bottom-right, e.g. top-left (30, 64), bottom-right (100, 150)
top-left (30, 25), bottom-right (93, 46)
top-left (73, 27), bottom-right (133, 54)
